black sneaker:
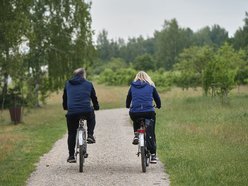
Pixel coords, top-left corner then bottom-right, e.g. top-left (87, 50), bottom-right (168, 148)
top-left (67, 156), bottom-right (76, 163)
top-left (150, 154), bottom-right (157, 164)
top-left (132, 133), bottom-right (139, 145)
top-left (87, 135), bottom-right (96, 144)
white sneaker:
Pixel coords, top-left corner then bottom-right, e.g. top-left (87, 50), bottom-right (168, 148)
top-left (150, 154), bottom-right (157, 164)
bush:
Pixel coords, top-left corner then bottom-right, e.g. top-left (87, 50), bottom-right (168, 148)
top-left (0, 87), bottom-right (26, 109)
top-left (149, 70), bottom-right (173, 88)
top-left (97, 68), bottom-right (137, 86)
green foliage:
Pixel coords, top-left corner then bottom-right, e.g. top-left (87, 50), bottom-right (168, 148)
top-left (235, 65), bottom-right (248, 85)
top-left (174, 46), bottom-right (214, 89)
top-left (97, 66), bottom-right (173, 89)
top-left (193, 25), bottom-right (228, 47)
top-left (97, 68), bottom-right (137, 86)
top-left (210, 25), bottom-right (229, 47)
top-left (174, 43), bottom-right (246, 99)
top-left (202, 43), bottom-right (245, 98)
top-left (96, 29), bottom-right (112, 61)
top-left (133, 53), bottom-right (155, 71)
top-left (0, 0), bottom-right (94, 113)
top-left (154, 19), bottom-right (194, 70)
top-left (91, 58), bottom-right (128, 75)
top-left (0, 87), bottom-right (26, 109)
top-left (45, 1), bottom-right (94, 90)
top-left (0, 0), bottom-right (31, 100)
top-left (233, 12), bottom-right (248, 50)
top-left (149, 70), bottom-right (173, 89)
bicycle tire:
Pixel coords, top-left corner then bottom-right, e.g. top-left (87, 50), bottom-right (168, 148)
top-left (79, 145), bottom-right (84, 172)
top-left (146, 151), bottom-right (150, 167)
top-left (141, 146), bottom-right (146, 172)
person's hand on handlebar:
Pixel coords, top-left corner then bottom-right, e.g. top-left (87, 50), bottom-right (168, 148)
top-left (153, 105), bottom-right (161, 109)
top-left (94, 105), bottom-right (99, 111)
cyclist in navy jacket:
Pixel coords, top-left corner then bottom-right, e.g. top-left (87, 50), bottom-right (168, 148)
top-left (63, 68), bottom-right (99, 163)
top-left (126, 71), bottom-right (161, 163)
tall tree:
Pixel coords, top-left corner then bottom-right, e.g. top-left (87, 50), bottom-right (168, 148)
top-left (96, 29), bottom-right (111, 61)
top-left (203, 43), bottom-right (245, 97)
top-left (193, 26), bottom-right (212, 46)
top-left (233, 12), bottom-right (248, 50)
top-left (193, 25), bottom-right (229, 47)
top-left (154, 19), bottom-right (193, 70)
top-left (174, 46), bottom-right (214, 89)
top-left (1, 0), bottom-right (95, 109)
top-left (0, 0), bottom-right (31, 108)
top-left (133, 53), bottom-right (155, 71)
top-left (46, 0), bottom-right (95, 90)
top-left (210, 24), bottom-right (229, 47)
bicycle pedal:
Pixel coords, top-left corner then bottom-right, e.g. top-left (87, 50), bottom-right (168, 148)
top-left (87, 141), bottom-right (95, 144)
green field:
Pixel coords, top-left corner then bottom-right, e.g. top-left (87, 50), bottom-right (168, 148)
top-left (156, 90), bottom-right (248, 186)
top-left (0, 84), bottom-right (247, 186)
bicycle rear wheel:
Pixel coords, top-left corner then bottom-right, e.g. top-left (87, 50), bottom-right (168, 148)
top-left (141, 146), bottom-right (146, 172)
top-left (146, 150), bottom-right (150, 167)
top-left (79, 145), bottom-right (84, 172)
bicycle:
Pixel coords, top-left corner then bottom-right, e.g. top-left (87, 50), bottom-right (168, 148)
top-left (136, 118), bottom-right (151, 173)
top-left (75, 117), bottom-right (88, 172)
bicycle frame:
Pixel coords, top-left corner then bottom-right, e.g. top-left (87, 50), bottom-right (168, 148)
top-left (75, 118), bottom-right (87, 172)
top-left (137, 128), bottom-right (145, 147)
top-left (136, 119), bottom-right (150, 172)
top-left (78, 120), bottom-right (86, 146)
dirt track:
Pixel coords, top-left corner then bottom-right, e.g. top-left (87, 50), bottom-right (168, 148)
top-left (27, 108), bottom-right (170, 186)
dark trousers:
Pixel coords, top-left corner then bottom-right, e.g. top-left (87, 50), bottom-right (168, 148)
top-left (66, 111), bottom-right (96, 156)
top-left (129, 111), bottom-right (156, 154)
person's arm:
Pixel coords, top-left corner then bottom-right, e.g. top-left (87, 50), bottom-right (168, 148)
top-left (126, 87), bottom-right (132, 108)
top-left (153, 87), bottom-right (161, 109)
top-left (91, 84), bottom-right (99, 110)
top-left (62, 86), bottom-right (68, 110)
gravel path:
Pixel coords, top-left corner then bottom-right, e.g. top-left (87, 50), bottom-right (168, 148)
top-left (27, 108), bottom-right (170, 186)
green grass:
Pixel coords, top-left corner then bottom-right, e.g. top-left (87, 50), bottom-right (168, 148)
top-left (0, 84), bottom-right (247, 186)
top-left (0, 83), bottom-right (127, 186)
top-left (156, 94), bottom-right (248, 186)
top-left (0, 104), bottom-right (67, 186)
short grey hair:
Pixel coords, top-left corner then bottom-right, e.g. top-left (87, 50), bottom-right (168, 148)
top-left (73, 68), bottom-right (86, 78)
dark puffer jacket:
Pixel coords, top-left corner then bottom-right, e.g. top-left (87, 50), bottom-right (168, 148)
top-left (62, 75), bottom-right (99, 114)
top-left (126, 80), bottom-right (161, 113)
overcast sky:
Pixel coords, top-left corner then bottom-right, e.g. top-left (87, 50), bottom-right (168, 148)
top-left (90, 0), bottom-right (248, 41)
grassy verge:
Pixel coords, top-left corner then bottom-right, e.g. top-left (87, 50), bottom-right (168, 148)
top-left (0, 84), bottom-right (247, 185)
top-left (156, 88), bottom-right (248, 186)
top-left (0, 83), bottom-right (128, 186)
top-left (95, 84), bottom-right (129, 109)
top-left (0, 102), bottom-right (66, 186)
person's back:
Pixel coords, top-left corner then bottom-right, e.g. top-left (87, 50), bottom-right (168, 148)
top-left (66, 75), bottom-right (94, 114)
top-left (126, 71), bottom-right (161, 163)
top-left (63, 68), bottom-right (99, 163)
top-left (129, 80), bottom-right (155, 113)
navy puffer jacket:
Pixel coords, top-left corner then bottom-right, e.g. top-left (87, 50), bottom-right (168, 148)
top-left (126, 80), bottom-right (161, 113)
top-left (62, 75), bottom-right (99, 114)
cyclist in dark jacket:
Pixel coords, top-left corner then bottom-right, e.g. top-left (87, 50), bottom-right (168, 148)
top-left (126, 71), bottom-right (161, 163)
top-left (63, 68), bottom-right (99, 163)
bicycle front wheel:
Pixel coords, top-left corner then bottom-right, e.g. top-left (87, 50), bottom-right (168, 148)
top-left (79, 145), bottom-right (84, 172)
top-left (141, 146), bottom-right (146, 172)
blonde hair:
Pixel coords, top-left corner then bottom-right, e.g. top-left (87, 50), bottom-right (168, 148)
top-left (134, 71), bottom-right (155, 87)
